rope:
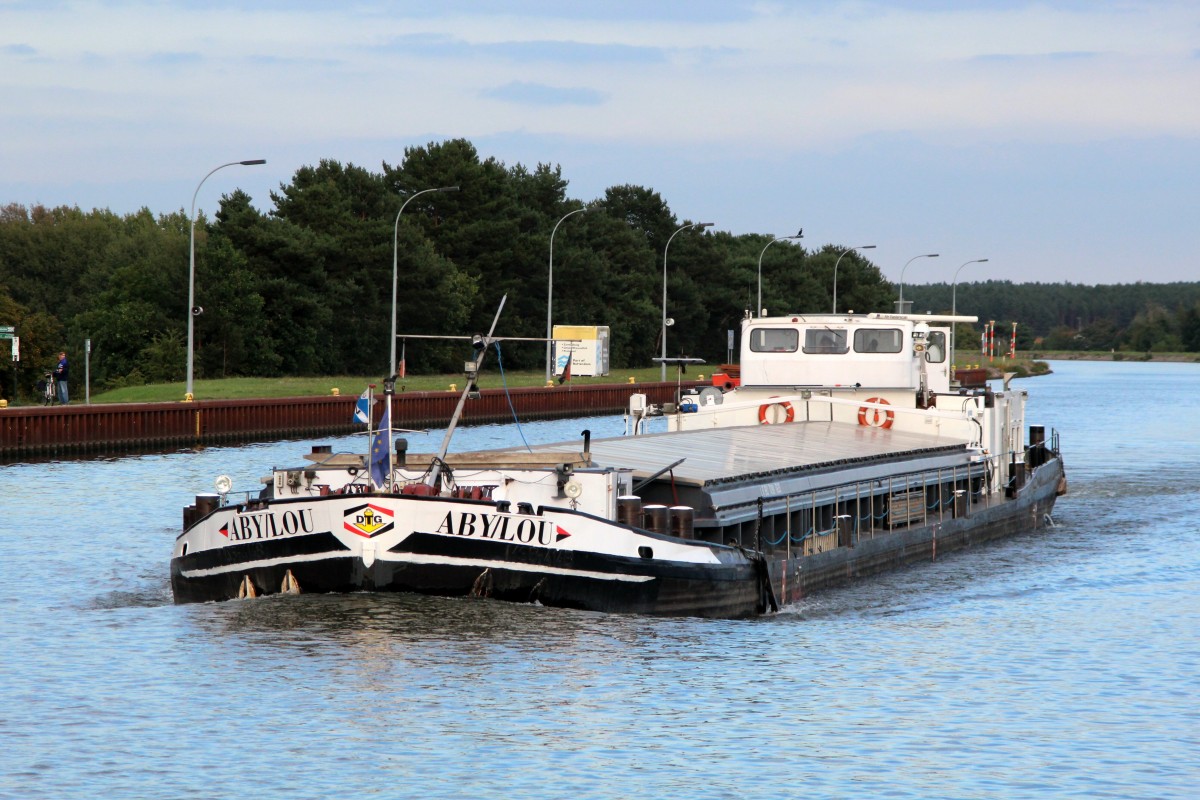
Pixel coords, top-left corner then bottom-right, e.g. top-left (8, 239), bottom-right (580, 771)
top-left (757, 523), bottom-right (833, 546)
top-left (492, 342), bottom-right (533, 452)
top-left (762, 524), bottom-right (787, 547)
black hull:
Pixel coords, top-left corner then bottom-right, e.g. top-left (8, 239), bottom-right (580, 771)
top-left (171, 530), bottom-right (765, 619)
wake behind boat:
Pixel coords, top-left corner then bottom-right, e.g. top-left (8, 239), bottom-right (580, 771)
top-left (171, 301), bottom-right (1065, 617)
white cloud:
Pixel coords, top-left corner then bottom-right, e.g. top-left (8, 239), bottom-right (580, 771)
top-left (1, 0), bottom-right (1198, 282)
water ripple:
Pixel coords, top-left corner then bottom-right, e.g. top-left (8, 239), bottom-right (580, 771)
top-left (3, 364), bottom-right (1199, 798)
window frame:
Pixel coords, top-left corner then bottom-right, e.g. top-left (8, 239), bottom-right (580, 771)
top-left (747, 327), bottom-right (800, 353)
top-left (852, 328), bottom-right (903, 354)
top-left (802, 328), bottom-right (849, 355)
top-left (925, 330), bottom-right (947, 363)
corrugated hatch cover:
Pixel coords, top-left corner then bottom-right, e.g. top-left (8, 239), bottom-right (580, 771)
top-left (516, 421), bottom-right (975, 487)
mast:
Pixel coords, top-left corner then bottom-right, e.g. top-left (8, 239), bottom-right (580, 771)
top-left (426, 295), bottom-right (508, 489)
top-left (383, 374), bottom-right (396, 490)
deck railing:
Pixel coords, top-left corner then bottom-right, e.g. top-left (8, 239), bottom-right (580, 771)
top-left (752, 434), bottom-right (1060, 554)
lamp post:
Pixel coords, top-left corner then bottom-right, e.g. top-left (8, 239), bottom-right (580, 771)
top-left (897, 252), bottom-right (940, 312)
top-left (661, 221), bottom-right (714, 381)
top-left (950, 258), bottom-right (989, 370)
top-left (187, 158), bottom-right (265, 400)
top-left (391, 186), bottom-right (459, 377)
top-left (830, 244), bottom-right (876, 313)
top-left (756, 229), bottom-right (803, 317)
top-left (546, 206), bottom-right (588, 382)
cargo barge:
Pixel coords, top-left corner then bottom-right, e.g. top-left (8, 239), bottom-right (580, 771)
top-left (171, 305), bottom-right (1065, 616)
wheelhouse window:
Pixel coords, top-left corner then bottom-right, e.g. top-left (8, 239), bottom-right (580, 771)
top-left (748, 328), bottom-right (799, 353)
top-left (853, 328), bottom-right (903, 354)
top-left (925, 331), bottom-right (947, 363)
top-left (803, 329), bottom-right (848, 354)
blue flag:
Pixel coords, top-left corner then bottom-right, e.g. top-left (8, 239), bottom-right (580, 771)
top-left (369, 402), bottom-right (391, 488)
top-left (354, 387), bottom-right (373, 424)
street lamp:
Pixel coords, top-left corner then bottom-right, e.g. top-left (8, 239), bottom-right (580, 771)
top-left (830, 244), bottom-right (876, 313)
top-left (546, 206), bottom-right (588, 382)
top-left (187, 158), bottom-right (265, 400)
top-left (661, 221), bottom-right (714, 381)
top-left (756, 229), bottom-right (803, 317)
top-left (950, 258), bottom-right (989, 370)
top-left (391, 185), bottom-right (459, 377)
top-left (897, 252), bottom-right (940, 312)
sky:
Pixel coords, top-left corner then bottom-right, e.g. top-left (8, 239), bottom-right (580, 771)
top-left (2, 0), bottom-right (1198, 286)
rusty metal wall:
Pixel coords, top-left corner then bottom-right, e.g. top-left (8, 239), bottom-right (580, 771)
top-left (0, 382), bottom-right (696, 460)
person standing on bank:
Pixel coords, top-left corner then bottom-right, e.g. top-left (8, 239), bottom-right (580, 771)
top-left (54, 351), bottom-right (68, 405)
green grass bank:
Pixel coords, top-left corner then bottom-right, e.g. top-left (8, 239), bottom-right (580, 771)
top-left (90, 367), bottom-right (686, 404)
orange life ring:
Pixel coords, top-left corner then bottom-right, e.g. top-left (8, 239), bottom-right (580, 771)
top-left (758, 399), bottom-right (795, 425)
top-left (857, 397), bottom-right (895, 429)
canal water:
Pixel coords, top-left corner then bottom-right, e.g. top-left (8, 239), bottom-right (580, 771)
top-left (1, 361), bottom-right (1197, 799)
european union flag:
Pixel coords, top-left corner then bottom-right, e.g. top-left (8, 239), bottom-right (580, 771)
top-left (370, 403), bottom-right (391, 488)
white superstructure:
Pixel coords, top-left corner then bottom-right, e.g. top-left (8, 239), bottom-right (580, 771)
top-left (631, 311), bottom-right (1032, 499)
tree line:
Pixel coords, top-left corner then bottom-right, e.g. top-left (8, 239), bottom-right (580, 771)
top-left (0, 139), bottom-right (892, 395)
top-left (1, 138), bottom-right (1198, 400)
top-left (906, 280), bottom-right (1200, 354)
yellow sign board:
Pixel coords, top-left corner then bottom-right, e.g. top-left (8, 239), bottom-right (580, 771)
top-left (552, 325), bottom-right (610, 377)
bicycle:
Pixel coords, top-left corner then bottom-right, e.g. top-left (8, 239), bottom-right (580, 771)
top-left (36, 372), bottom-right (55, 405)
